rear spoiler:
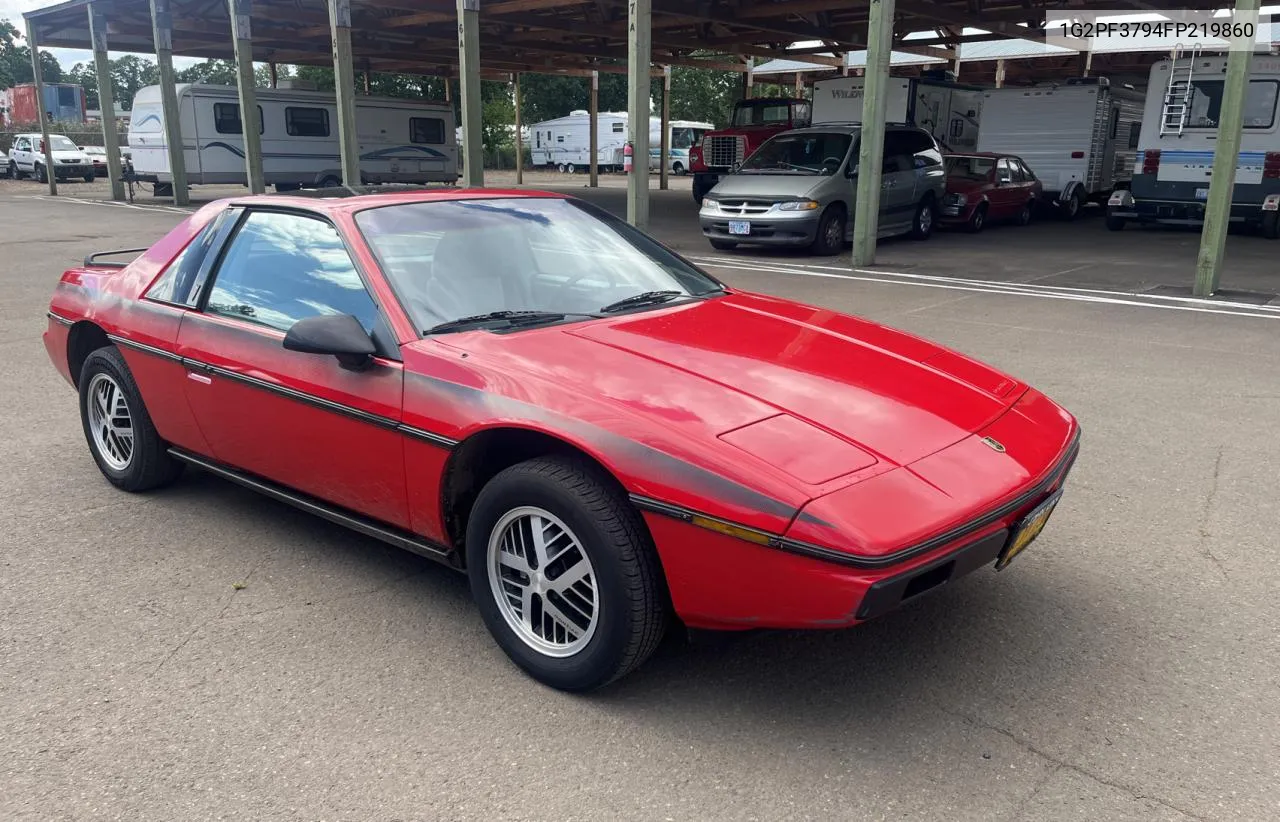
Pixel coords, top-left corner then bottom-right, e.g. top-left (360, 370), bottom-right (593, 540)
top-left (83, 248), bottom-right (149, 269)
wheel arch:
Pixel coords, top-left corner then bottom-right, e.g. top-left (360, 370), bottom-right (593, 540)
top-left (66, 320), bottom-right (112, 388)
top-left (439, 424), bottom-right (642, 562)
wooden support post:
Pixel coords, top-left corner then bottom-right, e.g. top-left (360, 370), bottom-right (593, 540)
top-left (229, 0), bottom-right (265, 193)
top-left (150, 0), bottom-right (189, 204)
top-left (328, 0), bottom-right (361, 187)
top-left (659, 65), bottom-right (670, 191)
top-left (994, 59), bottom-right (1006, 88)
top-left (1194, 0), bottom-right (1261, 296)
top-left (794, 72), bottom-right (803, 97)
top-left (268, 62), bottom-right (278, 87)
top-left (88, 5), bottom-right (125, 201)
top-left (952, 56), bottom-right (961, 79)
top-left (626, 0), bottom-right (652, 227)
top-left (514, 72), bottom-right (523, 184)
top-left (852, 0), bottom-right (896, 267)
top-left (457, 0), bottom-right (484, 187)
top-left (745, 57), bottom-right (754, 98)
top-left (588, 70), bottom-right (599, 187)
top-left (24, 18), bottom-right (57, 195)
top-left (1083, 50), bottom-right (1094, 77)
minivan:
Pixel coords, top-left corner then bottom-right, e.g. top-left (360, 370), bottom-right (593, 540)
top-left (698, 124), bottom-right (947, 255)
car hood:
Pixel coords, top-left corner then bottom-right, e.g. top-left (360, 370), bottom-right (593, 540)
top-left (52, 150), bottom-right (87, 161)
top-left (438, 292), bottom-right (1023, 475)
top-left (708, 172), bottom-right (825, 201)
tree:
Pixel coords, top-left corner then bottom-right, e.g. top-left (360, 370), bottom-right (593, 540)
top-left (109, 55), bottom-right (158, 108)
top-left (516, 72), bottom-right (637, 124)
top-left (666, 65), bottom-right (739, 126)
top-left (67, 62), bottom-right (98, 109)
top-left (0, 19), bottom-right (63, 89)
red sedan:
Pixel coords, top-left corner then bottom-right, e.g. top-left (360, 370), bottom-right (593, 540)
top-left (43, 188), bottom-right (1079, 691)
top-left (939, 152), bottom-right (1043, 232)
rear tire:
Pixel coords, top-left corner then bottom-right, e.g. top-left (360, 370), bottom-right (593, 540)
top-left (1261, 210), bottom-right (1279, 239)
top-left (1016, 200), bottom-right (1034, 227)
top-left (318, 175), bottom-right (342, 188)
top-left (708, 238), bottom-right (738, 251)
top-left (811, 204), bottom-right (847, 255)
top-left (672, 162), bottom-right (685, 175)
top-left (567, 163), bottom-right (576, 174)
top-left (465, 456), bottom-right (667, 692)
top-left (557, 163), bottom-right (567, 173)
top-left (1105, 213), bottom-right (1127, 232)
top-left (1060, 189), bottom-right (1084, 220)
top-left (78, 347), bottom-right (184, 492)
top-left (909, 196), bottom-right (936, 240)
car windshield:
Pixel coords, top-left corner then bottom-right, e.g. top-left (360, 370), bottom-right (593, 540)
top-left (731, 101), bottom-right (793, 127)
top-left (671, 127), bottom-right (706, 149)
top-left (355, 197), bottom-right (724, 332)
top-left (49, 135), bottom-right (79, 151)
top-left (740, 132), bottom-right (852, 175)
top-left (945, 155), bottom-right (995, 182)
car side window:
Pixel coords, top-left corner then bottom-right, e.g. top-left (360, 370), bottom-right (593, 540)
top-left (145, 208), bottom-right (237, 306)
top-left (904, 131), bottom-right (943, 168)
top-left (1009, 159), bottom-right (1026, 183)
top-left (882, 131), bottom-right (909, 173)
top-left (203, 211), bottom-right (380, 335)
top-left (996, 158), bottom-right (1013, 183)
top-left (1014, 159), bottom-right (1036, 181)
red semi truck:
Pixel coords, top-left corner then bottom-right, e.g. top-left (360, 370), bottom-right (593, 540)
top-left (688, 97), bottom-right (811, 203)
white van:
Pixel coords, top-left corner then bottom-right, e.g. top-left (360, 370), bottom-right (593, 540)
top-left (128, 84), bottom-right (458, 193)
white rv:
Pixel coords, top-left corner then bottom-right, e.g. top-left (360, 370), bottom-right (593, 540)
top-left (1107, 52), bottom-right (1280, 237)
top-left (977, 78), bottom-right (1145, 219)
top-left (127, 84), bottom-right (458, 193)
top-left (530, 110), bottom-right (629, 172)
top-left (528, 111), bottom-right (714, 173)
top-left (811, 75), bottom-right (983, 152)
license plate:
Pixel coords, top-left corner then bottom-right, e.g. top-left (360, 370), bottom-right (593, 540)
top-left (995, 490), bottom-right (1062, 570)
top-left (1195, 187), bottom-right (1209, 200)
top-left (728, 220), bottom-right (751, 235)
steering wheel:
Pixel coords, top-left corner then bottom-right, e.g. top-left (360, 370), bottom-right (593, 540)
top-left (821, 156), bottom-right (843, 174)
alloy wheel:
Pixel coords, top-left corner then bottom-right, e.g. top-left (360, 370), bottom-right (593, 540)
top-left (87, 372), bottom-right (134, 471)
top-left (919, 204), bottom-right (933, 234)
top-left (487, 506), bottom-right (599, 658)
top-left (825, 215), bottom-right (843, 248)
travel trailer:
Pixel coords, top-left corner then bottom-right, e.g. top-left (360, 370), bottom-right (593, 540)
top-left (1107, 51), bottom-right (1280, 236)
top-left (977, 78), bottom-right (1145, 218)
top-left (528, 111), bottom-right (713, 173)
top-left (811, 75), bottom-right (983, 152)
top-left (127, 83), bottom-right (458, 193)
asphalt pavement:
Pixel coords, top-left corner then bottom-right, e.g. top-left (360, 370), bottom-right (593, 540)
top-left (2, 181), bottom-right (1278, 821)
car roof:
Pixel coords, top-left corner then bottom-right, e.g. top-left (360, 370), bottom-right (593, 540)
top-left (944, 152), bottom-right (1015, 160)
top-left (222, 186), bottom-right (571, 215)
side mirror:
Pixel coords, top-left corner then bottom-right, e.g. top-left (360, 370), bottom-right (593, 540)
top-left (283, 314), bottom-right (376, 371)
top-left (846, 164), bottom-right (858, 178)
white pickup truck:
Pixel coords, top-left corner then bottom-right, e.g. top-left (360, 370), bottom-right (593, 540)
top-left (7, 133), bottom-right (94, 183)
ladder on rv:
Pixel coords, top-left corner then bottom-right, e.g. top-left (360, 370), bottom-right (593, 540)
top-left (1160, 44), bottom-right (1200, 136)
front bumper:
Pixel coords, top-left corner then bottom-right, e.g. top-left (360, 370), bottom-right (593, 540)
top-left (938, 202), bottom-right (978, 225)
top-left (699, 211), bottom-right (821, 247)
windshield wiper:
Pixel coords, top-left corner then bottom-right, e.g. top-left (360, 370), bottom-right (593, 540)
top-left (425, 310), bottom-right (592, 335)
top-left (599, 290), bottom-right (685, 314)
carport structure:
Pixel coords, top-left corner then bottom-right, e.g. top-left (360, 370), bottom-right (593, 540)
top-left (22, 0), bottom-right (1254, 291)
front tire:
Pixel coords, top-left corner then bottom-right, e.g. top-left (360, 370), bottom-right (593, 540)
top-left (966, 203), bottom-right (987, 233)
top-left (672, 162), bottom-right (685, 175)
top-left (1105, 213), bottom-right (1127, 232)
top-left (78, 347), bottom-right (183, 492)
top-left (35, 163), bottom-right (47, 184)
top-left (9, 161), bottom-right (22, 179)
top-left (811, 204), bottom-right (846, 255)
top-left (83, 171), bottom-right (95, 183)
top-left (466, 456), bottom-right (667, 691)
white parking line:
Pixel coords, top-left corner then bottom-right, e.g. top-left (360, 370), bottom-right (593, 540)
top-left (16, 195), bottom-right (194, 215)
top-left (690, 256), bottom-right (1280, 321)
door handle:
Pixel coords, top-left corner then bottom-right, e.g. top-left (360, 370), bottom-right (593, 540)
top-left (186, 371), bottom-right (212, 385)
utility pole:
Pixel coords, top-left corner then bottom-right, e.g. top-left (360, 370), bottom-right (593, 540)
top-left (852, 0), bottom-right (896, 266)
top-left (1194, 0), bottom-right (1261, 296)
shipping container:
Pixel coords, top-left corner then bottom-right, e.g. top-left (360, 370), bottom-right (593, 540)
top-left (0, 83), bottom-right (87, 126)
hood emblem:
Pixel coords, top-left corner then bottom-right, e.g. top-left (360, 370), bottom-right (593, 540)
top-left (981, 436), bottom-right (1007, 453)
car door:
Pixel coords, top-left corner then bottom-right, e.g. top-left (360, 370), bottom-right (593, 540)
top-left (878, 130), bottom-right (916, 234)
top-left (12, 137), bottom-right (31, 172)
top-left (993, 158), bottom-right (1020, 218)
top-left (174, 207), bottom-right (412, 528)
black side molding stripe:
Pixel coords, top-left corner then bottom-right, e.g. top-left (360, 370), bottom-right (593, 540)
top-left (106, 334), bottom-right (460, 450)
top-left (108, 333), bottom-right (184, 363)
top-left (47, 311), bottom-right (74, 327)
top-left (631, 428), bottom-right (1080, 571)
top-left (168, 448), bottom-right (459, 568)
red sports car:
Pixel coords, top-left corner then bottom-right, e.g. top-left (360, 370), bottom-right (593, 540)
top-left (939, 152), bottom-right (1044, 232)
top-left (43, 188), bottom-right (1079, 691)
